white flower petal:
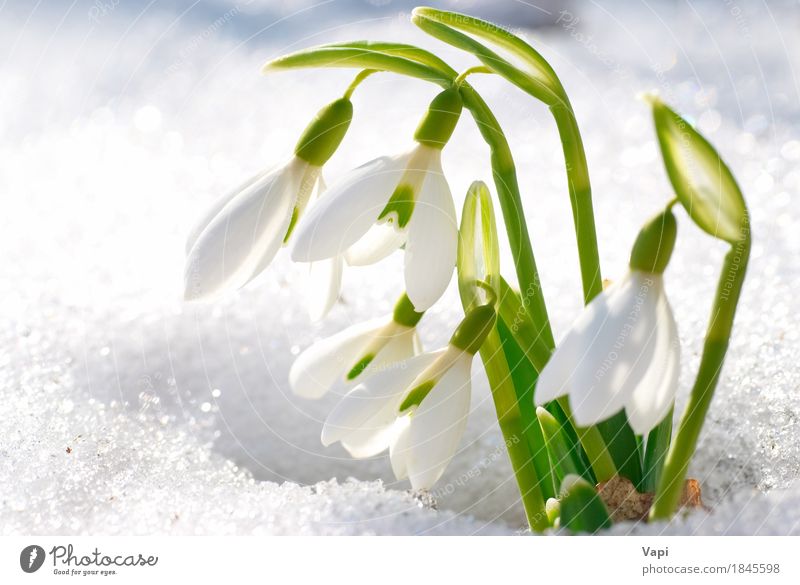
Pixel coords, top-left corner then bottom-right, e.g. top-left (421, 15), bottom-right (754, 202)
top-left (250, 165), bottom-right (321, 279)
top-left (290, 154), bottom-right (410, 262)
top-left (338, 332), bottom-right (422, 456)
top-left (389, 416), bottom-right (412, 480)
top-left (321, 350), bottom-right (443, 447)
top-left (625, 286), bottom-right (681, 434)
top-left (365, 327), bottom-right (420, 375)
top-left (406, 353), bottom-right (472, 489)
top-left (340, 422), bottom-right (397, 458)
top-left (184, 168), bottom-right (272, 254)
top-left (306, 255), bottom-right (343, 322)
top-left (184, 159), bottom-right (305, 301)
top-left (404, 155), bottom-right (457, 311)
top-left (344, 222), bottom-right (408, 266)
top-left (535, 277), bottom-right (633, 407)
top-left (288, 317), bottom-right (387, 399)
top-left (569, 273), bottom-right (661, 427)
top-left (534, 327), bottom-right (581, 405)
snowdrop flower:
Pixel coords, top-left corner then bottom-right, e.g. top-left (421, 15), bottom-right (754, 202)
top-left (322, 304), bottom-right (496, 489)
top-left (535, 209), bottom-right (680, 435)
top-left (289, 294), bottom-right (424, 400)
top-left (184, 97), bottom-right (353, 301)
top-left (290, 87), bottom-right (463, 312)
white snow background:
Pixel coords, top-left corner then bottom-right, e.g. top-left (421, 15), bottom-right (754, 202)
top-left (1, 0), bottom-right (799, 535)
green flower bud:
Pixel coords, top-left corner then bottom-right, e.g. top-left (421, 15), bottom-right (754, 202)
top-left (413, 87), bottom-right (463, 149)
top-left (294, 97), bottom-right (353, 166)
top-left (629, 208), bottom-right (678, 274)
top-left (449, 304), bottom-right (496, 354)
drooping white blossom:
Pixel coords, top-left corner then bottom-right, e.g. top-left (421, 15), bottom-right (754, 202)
top-left (290, 143), bottom-right (458, 312)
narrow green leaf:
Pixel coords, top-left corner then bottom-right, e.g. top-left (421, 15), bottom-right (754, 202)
top-left (412, 7), bottom-right (565, 105)
top-left (496, 317), bottom-right (556, 501)
top-left (596, 412), bottom-right (643, 487)
top-left (495, 276), bottom-right (552, 372)
top-left (650, 96), bottom-right (748, 243)
top-left (324, 40), bottom-right (457, 77)
top-left (547, 400), bottom-right (595, 484)
top-left (262, 45), bottom-right (452, 86)
top-left (537, 407), bottom-right (581, 482)
top-left (641, 407), bottom-right (673, 493)
top-left (558, 474), bottom-right (612, 534)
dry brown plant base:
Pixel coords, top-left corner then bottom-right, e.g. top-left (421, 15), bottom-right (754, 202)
top-left (597, 476), bottom-right (704, 523)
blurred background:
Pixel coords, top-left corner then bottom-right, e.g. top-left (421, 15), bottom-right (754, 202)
top-left (2, 0), bottom-right (799, 534)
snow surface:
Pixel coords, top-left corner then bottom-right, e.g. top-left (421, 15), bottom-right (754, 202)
top-left (1, 0), bottom-right (799, 535)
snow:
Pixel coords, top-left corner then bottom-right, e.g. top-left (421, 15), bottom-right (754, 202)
top-left (1, 0), bottom-right (798, 535)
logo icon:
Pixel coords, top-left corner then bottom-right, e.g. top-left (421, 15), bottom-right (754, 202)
top-left (20, 545), bottom-right (46, 573)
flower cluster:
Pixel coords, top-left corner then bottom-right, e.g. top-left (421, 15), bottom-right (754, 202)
top-left (181, 8), bottom-right (751, 532)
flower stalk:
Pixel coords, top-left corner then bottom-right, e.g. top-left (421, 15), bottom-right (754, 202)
top-left (647, 97), bottom-right (751, 520)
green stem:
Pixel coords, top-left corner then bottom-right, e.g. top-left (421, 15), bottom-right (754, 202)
top-left (550, 102), bottom-right (603, 304)
top-left (343, 69), bottom-right (378, 99)
top-left (459, 82), bottom-right (554, 347)
top-left (559, 400), bottom-right (617, 482)
top-left (650, 224), bottom-right (750, 519)
top-left (477, 329), bottom-right (549, 531)
top-left (455, 65), bottom-right (492, 84)
top-left (459, 83), bottom-right (615, 482)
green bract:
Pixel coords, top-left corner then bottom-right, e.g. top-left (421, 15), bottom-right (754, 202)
top-left (650, 96), bottom-right (748, 244)
top-left (457, 181), bottom-right (500, 311)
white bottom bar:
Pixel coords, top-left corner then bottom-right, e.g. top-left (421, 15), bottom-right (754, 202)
top-left (1, 536), bottom-right (797, 583)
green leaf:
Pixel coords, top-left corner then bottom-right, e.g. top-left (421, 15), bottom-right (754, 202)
top-left (537, 407), bottom-right (581, 482)
top-left (641, 407), bottom-right (673, 493)
top-left (324, 40), bottom-right (457, 77)
top-left (457, 181), bottom-right (501, 311)
top-left (596, 412), bottom-right (643, 487)
top-left (496, 317), bottom-right (556, 501)
top-left (650, 96), bottom-right (748, 243)
top-left (494, 276), bottom-right (552, 372)
top-left (412, 7), bottom-right (565, 106)
top-left (558, 474), bottom-right (612, 534)
top-left (262, 45), bottom-right (452, 86)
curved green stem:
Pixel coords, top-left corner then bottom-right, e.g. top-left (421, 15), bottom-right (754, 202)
top-left (343, 69), bottom-right (378, 99)
top-left (650, 223), bottom-right (751, 519)
top-left (550, 102), bottom-right (603, 303)
top-left (455, 65), bottom-right (492, 84)
top-left (412, 8), bottom-right (604, 305)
